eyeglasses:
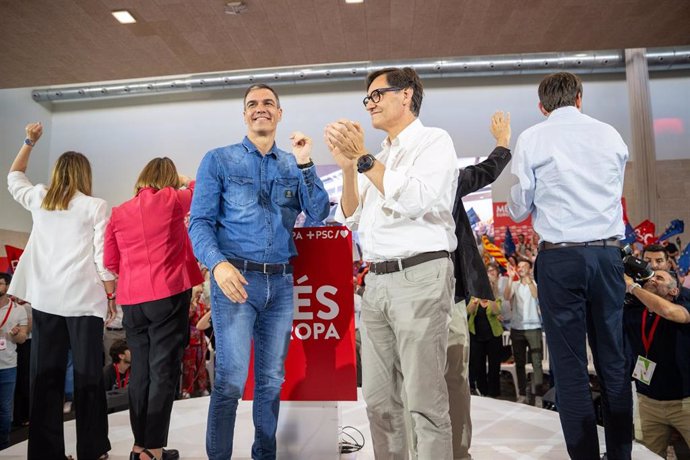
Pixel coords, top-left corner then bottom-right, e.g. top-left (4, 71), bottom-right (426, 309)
top-left (362, 87), bottom-right (403, 107)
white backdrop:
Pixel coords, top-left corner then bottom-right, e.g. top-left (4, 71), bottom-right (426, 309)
top-left (1, 71), bottom-right (688, 233)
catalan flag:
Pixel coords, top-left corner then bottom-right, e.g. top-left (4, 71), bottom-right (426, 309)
top-left (482, 235), bottom-right (508, 267)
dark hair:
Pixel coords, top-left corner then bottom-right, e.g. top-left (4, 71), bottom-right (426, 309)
top-left (538, 72), bottom-right (583, 112)
top-left (366, 67), bottom-right (423, 116)
top-left (0, 272), bottom-right (11, 285)
top-left (517, 258), bottom-right (533, 268)
top-left (643, 243), bottom-right (669, 259)
top-left (243, 84), bottom-right (281, 108)
top-left (109, 339), bottom-right (129, 364)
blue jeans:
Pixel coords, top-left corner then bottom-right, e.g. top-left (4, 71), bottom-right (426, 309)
top-left (0, 367), bottom-right (17, 450)
top-left (206, 270), bottom-right (294, 460)
top-left (65, 349), bottom-right (74, 401)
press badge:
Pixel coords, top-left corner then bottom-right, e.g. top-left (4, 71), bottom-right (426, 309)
top-left (0, 337), bottom-right (6, 351)
top-left (632, 355), bottom-right (656, 385)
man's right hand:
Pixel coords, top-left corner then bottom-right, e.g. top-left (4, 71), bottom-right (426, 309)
top-left (490, 111), bottom-right (511, 148)
top-left (213, 261), bottom-right (249, 303)
top-left (324, 122), bottom-right (359, 170)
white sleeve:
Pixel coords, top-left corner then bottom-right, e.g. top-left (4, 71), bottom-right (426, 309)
top-left (7, 171), bottom-right (45, 210)
top-left (92, 200), bottom-right (116, 281)
top-left (507, 134), bottom-right (535, 223)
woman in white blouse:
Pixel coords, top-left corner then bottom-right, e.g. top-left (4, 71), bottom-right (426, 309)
top-left (7, 122), bottom-right (115, 460)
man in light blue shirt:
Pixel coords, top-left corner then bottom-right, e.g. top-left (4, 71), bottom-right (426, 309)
top-left (508, 72), bottom-right (631, 460)
top-left (189, 84), bottom-right (330, 460)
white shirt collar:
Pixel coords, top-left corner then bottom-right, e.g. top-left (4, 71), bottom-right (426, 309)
top-left (381, 118), bottom-right (423, 149)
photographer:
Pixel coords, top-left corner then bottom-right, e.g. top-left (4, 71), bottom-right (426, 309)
top-left (623, 270), bottom-right (690, 457)
top-left (643, 243), bottom-right (690, 304)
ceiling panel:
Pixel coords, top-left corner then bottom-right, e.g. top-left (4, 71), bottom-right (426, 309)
top-left (0, 0), bottom-right (688, 89)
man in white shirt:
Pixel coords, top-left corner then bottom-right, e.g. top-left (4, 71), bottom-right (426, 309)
top-left (504, 259), bottom-right (542, 403)
top-left (0, 272), bottom-right (29, 449)
top-left (508, 72), bottom-right (631, 459)
top-left (327, 67), bottom-right (458, 459)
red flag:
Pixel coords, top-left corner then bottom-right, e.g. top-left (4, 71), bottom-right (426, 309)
top-left (4, 245), bottom-right (24, 274)
top-left (633, 220), bottom-right (656, 246)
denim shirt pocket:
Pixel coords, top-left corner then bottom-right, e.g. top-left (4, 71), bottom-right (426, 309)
top-left (272, 177), bottom-right (300, 209)
top-left (227, 175), bottom-right (254, 206)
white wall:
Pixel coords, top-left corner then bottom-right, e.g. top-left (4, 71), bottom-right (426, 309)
top-left (1, 71), bottom-right (688, 233)
top-left (0, 88), bottom-right (53, 233)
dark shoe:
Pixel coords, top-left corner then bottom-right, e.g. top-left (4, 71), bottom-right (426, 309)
top-left (130, 452), bottom-right (140, 460)
top-left (140, 450), bottom-right (158, 460)
top-left (162, 448), bottom-right (180, 460)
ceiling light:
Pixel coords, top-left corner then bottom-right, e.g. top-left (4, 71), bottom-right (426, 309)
top-left (225, 1), bottom-right (248, 15)
top-left (345, 0), bottom-right (364, 3)
top-left (112, 10), bottom-right (136, 24)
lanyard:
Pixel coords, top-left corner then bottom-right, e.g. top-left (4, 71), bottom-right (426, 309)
top-left (641, 309), bottom-right (662, 356)
top-left (0, 300), bottom-right (13, 330)
top-left (114, 364), bottom-right (130, 389)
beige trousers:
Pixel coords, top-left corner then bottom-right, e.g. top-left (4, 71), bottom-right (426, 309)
top-left (361, 257), bottom-right (454, 460)
top-left (637, 393), bottom-right (690, 457)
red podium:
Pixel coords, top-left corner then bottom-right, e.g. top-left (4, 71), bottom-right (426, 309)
top-left (243, 226), bottom-right (357, 401)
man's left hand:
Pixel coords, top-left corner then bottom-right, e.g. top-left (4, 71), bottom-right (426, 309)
top-left (325, 120), bottom-right (367, 160)
top-left (624, 274), bottom-right (634, 287)
top-left (290, 131), bottom-right (313, 165)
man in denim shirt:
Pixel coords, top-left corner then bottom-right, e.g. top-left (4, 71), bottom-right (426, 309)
top-left (189, 84), bottom-right (329, 460)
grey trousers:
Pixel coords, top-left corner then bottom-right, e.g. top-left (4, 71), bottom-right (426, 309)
top-left (361, 257), bottom-right (454, 460)
top-left (510, 328), bottom-right (543, 396)
top-left (406, 300), bottom-right (472, 460)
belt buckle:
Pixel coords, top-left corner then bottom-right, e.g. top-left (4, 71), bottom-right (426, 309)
top-left (263, 262), bottom-right (269, 274)
top-left (396, 258), bottom-right (403, 272)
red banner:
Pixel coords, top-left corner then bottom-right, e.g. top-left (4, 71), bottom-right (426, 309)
top-left (0, 257), bottom-right (9, 273)
top-left (243, 226), bottom-right (357, 401)
top-left (492, 202), bottom-right (535, 246)
top-left (634, 219), bottom-right (657, 246)
top-left (4, 245), bottom-right (24, 274)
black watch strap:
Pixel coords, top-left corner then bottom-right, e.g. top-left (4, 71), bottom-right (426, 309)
top-left (297, 159), bottom-right (314, 170)
top-left (357, 154), bottom-right (376, 173)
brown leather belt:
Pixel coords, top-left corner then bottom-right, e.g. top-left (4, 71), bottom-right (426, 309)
top-left (538, 238), bottom-right (621, 251)
top-left (368, 250), bottom-right (450, 275)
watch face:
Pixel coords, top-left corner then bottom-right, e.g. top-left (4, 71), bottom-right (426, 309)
top-left (357, 154), bottom-right (375, 173)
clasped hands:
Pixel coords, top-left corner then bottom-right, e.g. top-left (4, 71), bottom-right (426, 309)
top-left (324, 120), bottom-right (367, 169)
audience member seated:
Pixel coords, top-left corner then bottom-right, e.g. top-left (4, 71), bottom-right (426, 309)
top-left (103, 339), bottom-right (131, 392)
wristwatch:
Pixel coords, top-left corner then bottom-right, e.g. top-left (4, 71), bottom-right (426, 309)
top-left (357, 154), bottom-right (376, 174)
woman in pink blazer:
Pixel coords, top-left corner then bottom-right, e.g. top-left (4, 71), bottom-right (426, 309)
top-left (104, 157), bottom-right (203, 460)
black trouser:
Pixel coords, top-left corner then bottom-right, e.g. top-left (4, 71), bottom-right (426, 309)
top-left (29, 310), bottom-right (110, 460)
top-left (13, 338), bottom-right (31, 425)
top-left (469, 334), bottom-right (502, 397)
top-left (123, 290), bottom-right (190, 448)
top-left (536, 246), bottom-right (632, 460)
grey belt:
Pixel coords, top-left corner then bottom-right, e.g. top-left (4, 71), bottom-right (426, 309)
top-left (538, 238), bottom-right (621, 251)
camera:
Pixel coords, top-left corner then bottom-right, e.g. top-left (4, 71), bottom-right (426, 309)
top-left (621, 244), bottom-right (654, 284)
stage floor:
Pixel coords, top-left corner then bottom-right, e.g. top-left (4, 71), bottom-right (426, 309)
top-left (3, 391), bottom-right (659, 459)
